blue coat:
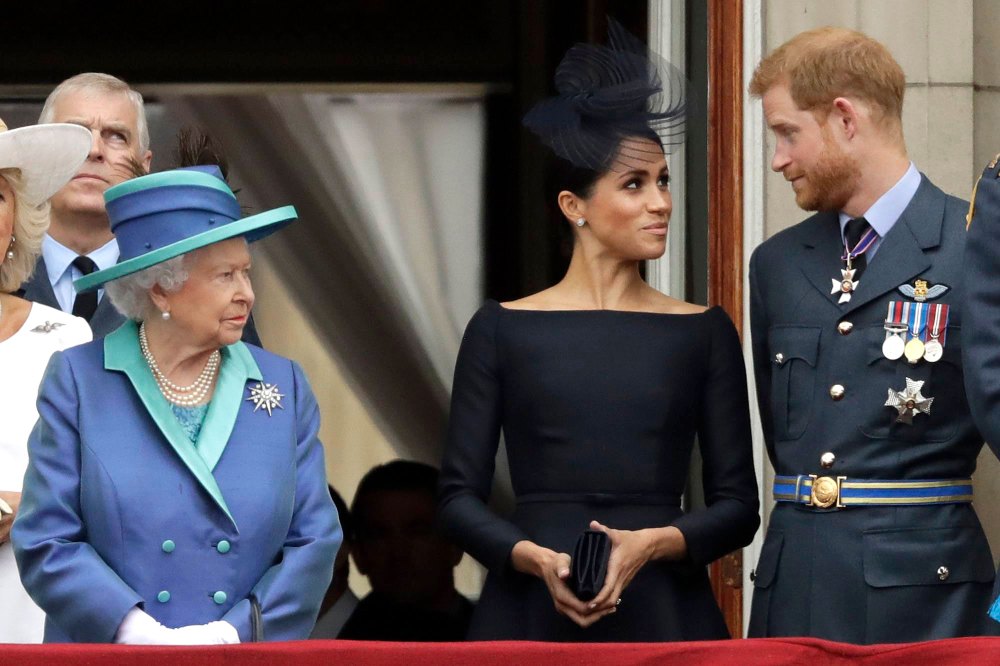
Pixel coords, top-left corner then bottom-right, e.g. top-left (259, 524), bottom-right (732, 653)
top-left (747, 176), bottom-right (994, 643)
top-left (12, 321), bottom-right (341, 643)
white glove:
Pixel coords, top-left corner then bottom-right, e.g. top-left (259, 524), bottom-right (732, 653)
top-left (115, 607), bottom-right (240, 645)
top-left (171, 620), bottom-right (241, 645)
top-left (114, 607), bottom-right (174, 645)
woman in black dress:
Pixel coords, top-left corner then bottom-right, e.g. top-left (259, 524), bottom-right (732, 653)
top-left (438, 21), bottom-right (759, 642)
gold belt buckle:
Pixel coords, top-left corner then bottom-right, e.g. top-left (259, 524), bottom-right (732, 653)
top-left (809, 475), bottom-right (846, 509)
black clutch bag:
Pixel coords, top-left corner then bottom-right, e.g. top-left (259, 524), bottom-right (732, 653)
top-left (570, 529), bottom-right (611, 601)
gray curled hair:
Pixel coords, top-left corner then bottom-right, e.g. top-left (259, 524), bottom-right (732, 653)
top-left (104, 255), bottom-right (189, 321)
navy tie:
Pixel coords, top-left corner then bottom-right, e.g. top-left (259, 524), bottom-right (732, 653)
top-left (71, 256), bottom-right (99, 321)
top-left (844, 216), bottom-right (872, 281)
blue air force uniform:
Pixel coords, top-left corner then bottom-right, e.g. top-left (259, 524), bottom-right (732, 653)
top-left (748, 167), bottom-right (995, 643)
top-left (961, 154), bottom-right (1000, 623)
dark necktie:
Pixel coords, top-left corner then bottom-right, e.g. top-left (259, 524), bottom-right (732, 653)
top-left (71, 256), bottom-right (99, 321)
top-left (844, 216), bottom-right (872, 281)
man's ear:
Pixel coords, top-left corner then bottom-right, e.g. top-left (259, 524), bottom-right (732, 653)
top-left (830, 97), bottom-right (861, 140)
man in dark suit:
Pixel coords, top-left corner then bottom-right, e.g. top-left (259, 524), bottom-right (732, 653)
top-left (747, 27), bottom-right (994, 643)
top-left (962, 157), bottom-right (1000, 629)
top-left (20, 73), bottom-right (260, 344)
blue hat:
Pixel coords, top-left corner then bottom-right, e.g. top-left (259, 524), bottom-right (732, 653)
top-left (75, 165), bottom-right (296, 292)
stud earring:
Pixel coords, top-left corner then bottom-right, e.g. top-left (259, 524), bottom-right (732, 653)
top-left (575, 218), bottom-right (586, 227)
top-left (161, 310), bottom-right (171, 321)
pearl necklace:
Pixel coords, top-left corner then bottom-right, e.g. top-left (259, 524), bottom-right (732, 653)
top-left (139, 322), bottom-right (221, 406)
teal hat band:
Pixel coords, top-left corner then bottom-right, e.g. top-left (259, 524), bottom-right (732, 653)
top-left (74, 165), bottom-right (297, 292)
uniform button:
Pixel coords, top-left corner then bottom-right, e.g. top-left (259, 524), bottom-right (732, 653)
top-left (161, 540), bottom-right (175, 553)
top-left (829, 384), bottom-right (845, 400)
top-left (937, 566), bottom-right (950, 581)
top-left (820, 452), bottom-right (836, 469)
top-left (213, 591), bottom-right (228, 605)
top-left (838, 321), bottom-right (854, 335)
top-left (775, 353), bottom-right (785, 365)
top-left (157, 590), bottom-right (171, 603)
top-left (216, 540), bottom-right (231, 554)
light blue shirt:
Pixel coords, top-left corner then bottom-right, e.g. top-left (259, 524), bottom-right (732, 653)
top-left (41, 235), bottom-right (118, 312)
top-left (838, 162), bottom-right (921, 260)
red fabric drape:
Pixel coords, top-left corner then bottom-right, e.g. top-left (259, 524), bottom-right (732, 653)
top-left (4, 637), bottom-right (1000, 665)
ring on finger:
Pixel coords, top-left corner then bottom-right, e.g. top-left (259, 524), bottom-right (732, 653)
top-left (616, 597), bottom-right (622, 606)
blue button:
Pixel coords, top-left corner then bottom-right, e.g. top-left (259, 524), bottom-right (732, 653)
top-left (216, 540), bottom-right (231, 554)
top-left (213, 591), bottom-right (227, 605)
top-left (161, 540), bottom-right (175, 553)
top-left (157, 591), bottom-right (171, 603)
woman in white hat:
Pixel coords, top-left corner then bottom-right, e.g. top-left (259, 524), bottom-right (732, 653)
top-left (0, 118), bottom-right (93, 643)
top-left (13, 164), bottom-right (341, 644)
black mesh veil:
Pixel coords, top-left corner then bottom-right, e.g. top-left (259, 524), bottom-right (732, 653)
top-left (522, 19), bottom-right (689, 172)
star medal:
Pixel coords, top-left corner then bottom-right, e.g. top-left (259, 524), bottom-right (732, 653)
top-left (834, 225), bottom-right (878, 304)
top-left (246, 382), bottom-right (285, 416)
top-left (885, 377), bottom-right (934, 425)
top-left (831, 267), bottom-right (859, 304)
top-left (923, 302), bottom-right (949, 363)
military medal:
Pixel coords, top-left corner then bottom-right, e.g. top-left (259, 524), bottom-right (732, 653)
top-left (882, 329), bottom-right (906, 360)
top-left (833, 226), bottom-right (878, 304)
top-left (885, 377), bottom-right (934, 425)
top-left (831, 267), bottom-right (858, 304)
top-left (882, 302), bottom-right (907, 360)
top-left (903, 337), bottom-right (924, 364)
top-left (923, 302), bottom-right (949, 363)
top-left (903, 301), bottom-right (928, 365)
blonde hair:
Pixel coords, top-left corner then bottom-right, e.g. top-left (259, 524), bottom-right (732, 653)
top-left (39, 72), bottom-right (150, 154)
top-left (749, 27), bottom-right (905, 128)
top-left (0, 169), bottom-right (50, 293)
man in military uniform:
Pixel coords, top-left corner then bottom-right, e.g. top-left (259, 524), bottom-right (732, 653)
top-left (962, 156), bottom-right (1000, 629)
top-left (747, 27), bottom-right (994, 643)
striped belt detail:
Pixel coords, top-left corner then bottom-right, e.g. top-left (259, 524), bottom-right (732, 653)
top-left (773, 475), bottom-right (973, 509)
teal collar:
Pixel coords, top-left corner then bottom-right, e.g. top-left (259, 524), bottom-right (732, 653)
top-left (104, 321), bottom-right (263, 529)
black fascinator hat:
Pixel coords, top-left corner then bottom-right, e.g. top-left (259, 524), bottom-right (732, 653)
top-left (523, 19), bottom-right (689, 172)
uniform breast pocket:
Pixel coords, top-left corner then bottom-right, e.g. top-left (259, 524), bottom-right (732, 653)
top-left (768, 326), bottom-right (821, 440)
top-left (860, 325), bottom-right (962, 443)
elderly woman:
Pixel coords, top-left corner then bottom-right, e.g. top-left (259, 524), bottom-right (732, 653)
top-left (13, 165), bottom-right (341, 644)
top-left (0, 119), bottom-right (92, 643)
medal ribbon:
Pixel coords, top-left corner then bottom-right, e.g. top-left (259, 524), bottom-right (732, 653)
top-left (908, 301), bottom-right (928, 342)
top-left (927, 303), bottom-right (950, 345)
top-left (840, 226), bottom-right (879, 263)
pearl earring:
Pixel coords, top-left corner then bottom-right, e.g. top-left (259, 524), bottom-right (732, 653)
top-left (5, 235), bottom-right (14, 260)
top-left (161, 310), bottom-right (171, 321)
top-left (575, 218), bottom-right (586, 227)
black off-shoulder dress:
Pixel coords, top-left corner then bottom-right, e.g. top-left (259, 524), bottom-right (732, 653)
top-left (438, 300), bottom-right (760, 642)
